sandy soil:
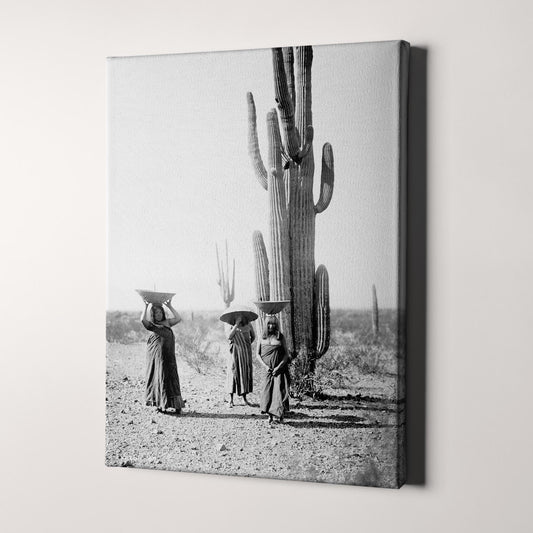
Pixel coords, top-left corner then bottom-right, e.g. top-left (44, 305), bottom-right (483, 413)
top-left (105, 342), bottom-right (404, 488)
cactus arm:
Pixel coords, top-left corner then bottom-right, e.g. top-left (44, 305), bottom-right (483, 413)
top-left (222, 265), bottom-right (228, 302)
top-left (279, 124), bottom-right (313, 165)
top-left (224, 240), bottom-right (230, 302)
top-left (282, 47), bottom-right (295, 106)
top-left (315, 142), bottom-right (334, 213)
top-left (314, 264), bottom-right (330, 358)
top-left (230, 258), bottom-right (235, 302)
top-left (267, 109), bottom-right (283, 178)
top-left (294, 124), bottom-right (314, 164)
top-left (295, 46), bottom-right (313, 144)
top-left (253, 231), bottom-right (270, 301)
top-left (216, 242), bottom-right (228, 302)
top-left (253, 231), bottom-right (270, 333)
top-left (246, 92), bottom-right (268, 190)
top-left (272, 48), bottom-right (300, 161)
top-left (225, 239), bottom-right (229, 289)
top-left (274, 48), bottom-right (314, 165)
top-left (267, 108), bottom-right (289, 304)
top-left (216, 241), bottom-right (235, 307)
top-left (215, 243), bottom-right (221, 286)
top-left (284, 164), bottom-right (295, 210)
top-left (295, 46), bottom-right (315, 180)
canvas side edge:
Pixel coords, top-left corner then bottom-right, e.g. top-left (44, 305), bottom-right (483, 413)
top-left (396, 40), bottom-right (410, 488)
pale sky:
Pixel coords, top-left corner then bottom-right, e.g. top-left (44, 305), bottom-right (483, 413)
top-left (107, 42), bottom-right (402, 312)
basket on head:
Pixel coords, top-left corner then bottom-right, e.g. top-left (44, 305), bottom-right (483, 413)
top-left (219, 304), bottom-right (258, 325)
top-left (254, 300), bottom-right (290, 315)
top-left (135, 289), bottom-right (176, 306)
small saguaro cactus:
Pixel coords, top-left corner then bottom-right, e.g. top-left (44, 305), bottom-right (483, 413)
top-left (216, 240), bottom-right (235, 308)
top-left (372, 284), bottom-right (379, 338)
top-left (247, 46), bottom-right (334, 388)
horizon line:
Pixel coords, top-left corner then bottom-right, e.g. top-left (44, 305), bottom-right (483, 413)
top-left (106, 306), bottom-right (398, 313)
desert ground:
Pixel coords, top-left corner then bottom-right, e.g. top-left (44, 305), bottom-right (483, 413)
top-left (105, 310), bottom-right (405, 488)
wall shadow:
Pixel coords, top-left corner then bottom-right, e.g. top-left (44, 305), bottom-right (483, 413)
top-left (405, 46), bottom-right (428, 486)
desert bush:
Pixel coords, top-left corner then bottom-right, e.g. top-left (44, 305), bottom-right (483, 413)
top-left (308, 325), bottom-right (397, 396)
top-left (313, 344), bottom-right (355, 390)
top-left (330, 309), bottom-right (398, 349)
top-left (106, 310), bottom-right (224, 343)
top-left (175, 319), bottom-right (221, 374)
top-left (106, 311), bottom-right (146, 343)
top-left (352, 343), bottom-right (389, 374)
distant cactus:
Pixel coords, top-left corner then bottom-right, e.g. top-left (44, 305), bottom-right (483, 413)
top-left (247, 46), bottom-right (334, 389)
top-left (216, 241), bottom-right (235, 308)
top-left (372, 284), bottom-right (379, 338)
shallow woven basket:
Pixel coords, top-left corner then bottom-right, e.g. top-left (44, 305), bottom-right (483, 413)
top-left (254, 300), bottom-right (291, 315)
top-left (219, 304), bottom-right (258, 325)
top-left (135, 289), bottom-right (176, 305)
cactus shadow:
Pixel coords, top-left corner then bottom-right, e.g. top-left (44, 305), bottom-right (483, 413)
top-left (405, 46), bottom-right (428, 486)
top-left (292, 397), bottom-right (400, 414)
top-left (283, 411), bottom-right (395, 430)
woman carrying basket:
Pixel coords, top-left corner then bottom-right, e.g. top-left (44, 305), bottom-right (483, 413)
top-left (140, 297), bottom-right (185, 414)
top-left (256, 315), bottom-right (290, 424)
top-left (220, 305), bottom-right (258, 408)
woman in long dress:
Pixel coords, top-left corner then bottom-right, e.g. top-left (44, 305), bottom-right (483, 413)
top-left (257, 315), bottom-right (290, 424)
top-left (226, 314), bottom-right (255, 407)
top-left (140, 299), bottom-right (185, 414)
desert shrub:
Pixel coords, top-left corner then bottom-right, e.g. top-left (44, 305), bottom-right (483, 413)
top-left (313, 344), bottom-right (356, 390)
top-left (106, 311), bottom-right (146, 343)
top-left (307, 324), bottom-right (397, 396)
top-left (106, 310), bottom-right (224, 343)
top-left (330, 319), bottom-right (399, 375)
top-left (175, 319), bottom-right (221, 374)
top-left (107, 310), bottom-right (225, 373)
top-left (352, 343), bottom-right (389, 374)
top-left (331, 308), bottom-right (398, 349)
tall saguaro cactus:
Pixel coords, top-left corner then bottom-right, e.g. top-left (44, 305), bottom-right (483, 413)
top-left (216, 241), bottom-right (235, 308)
top-left (247, 46), bottom-right (334, 386)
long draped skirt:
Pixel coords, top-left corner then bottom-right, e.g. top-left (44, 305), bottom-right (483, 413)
top-left (259, 343), bottom-right (290, 418)
top-left (225, 332), bottom-right (253, 395)
top-left (145, 332), bottom-right (185, 410)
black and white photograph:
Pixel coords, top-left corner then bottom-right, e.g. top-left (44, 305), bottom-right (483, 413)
top-left (5, 0), bottom-right (533, 531)
top-left (106, 41), bottom-right (408, 488)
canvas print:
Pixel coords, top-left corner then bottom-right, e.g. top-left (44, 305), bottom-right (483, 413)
top-left (106, 41), bottom-right (409, 488)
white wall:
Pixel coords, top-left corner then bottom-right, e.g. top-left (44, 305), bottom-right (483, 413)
top-left (1, 1), bottom-right (532, 531)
